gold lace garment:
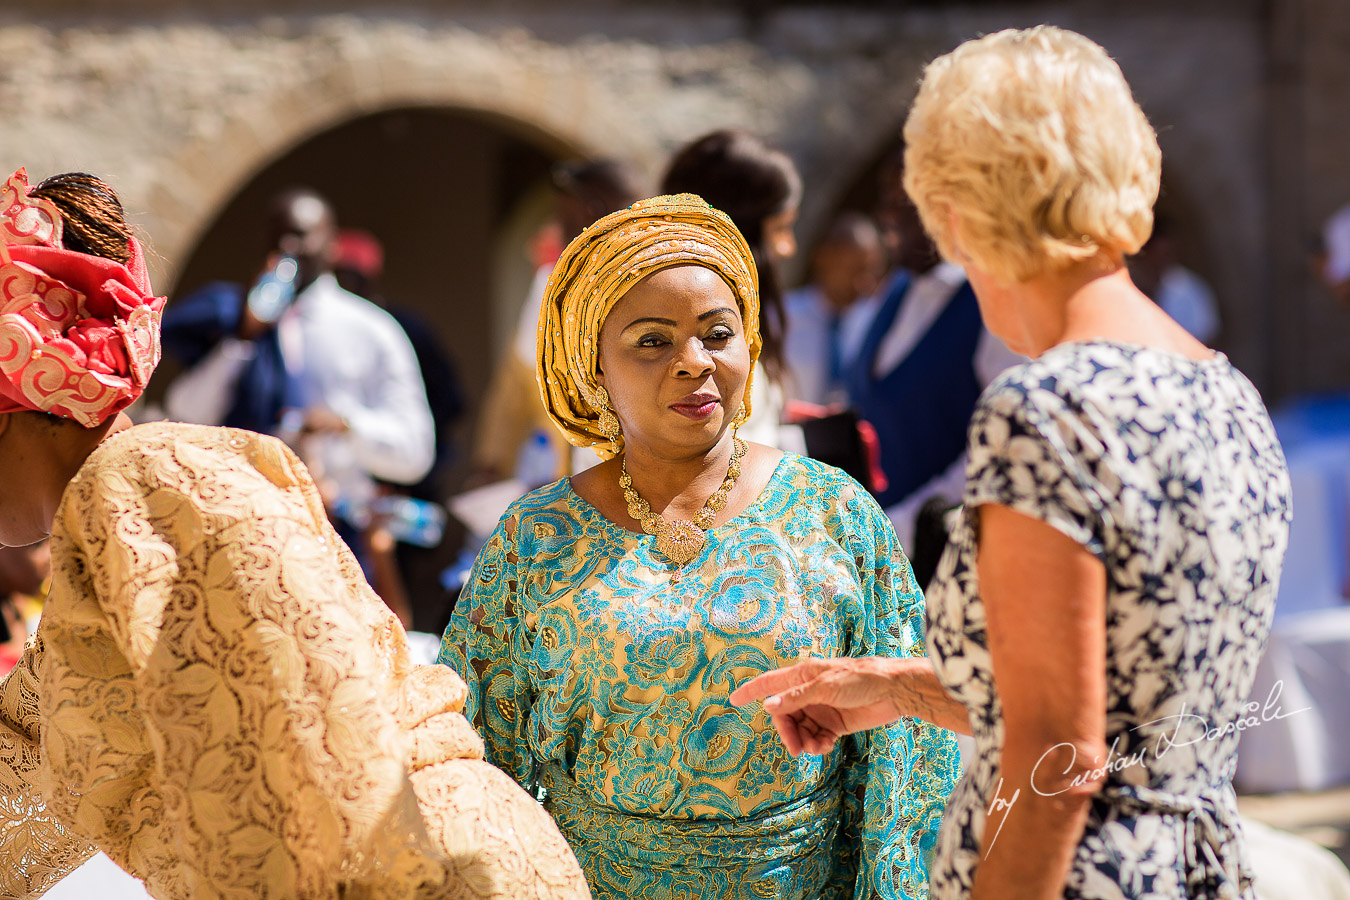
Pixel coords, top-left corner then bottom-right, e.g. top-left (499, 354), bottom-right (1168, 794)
top-left (0, 422), bottom-right (590, 900)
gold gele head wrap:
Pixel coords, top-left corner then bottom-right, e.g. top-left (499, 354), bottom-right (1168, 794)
top-left (537, 193), bottom-right (761, 459)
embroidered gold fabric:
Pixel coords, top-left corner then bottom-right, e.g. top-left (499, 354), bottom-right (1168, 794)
top-left (441, 455), bottom-right (961, 899)
top-left (0, 421), bottom-right (590, 900)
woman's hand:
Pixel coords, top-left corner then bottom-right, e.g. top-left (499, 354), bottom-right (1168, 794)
top-left (730, 656), bottom-right (970, 755)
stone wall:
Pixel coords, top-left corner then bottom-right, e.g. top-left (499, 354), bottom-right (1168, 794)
top-left (0, 0), bottom-right (1342, 400)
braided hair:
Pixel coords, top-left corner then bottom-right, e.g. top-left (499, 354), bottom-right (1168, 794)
top-left (30, 172), bottom-right (132, 264)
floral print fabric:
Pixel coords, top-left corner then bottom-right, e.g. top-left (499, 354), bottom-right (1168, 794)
top-left (440, 454), bottom-right (960, 900)
top-left (925, 342), bottom-right (1292, 899)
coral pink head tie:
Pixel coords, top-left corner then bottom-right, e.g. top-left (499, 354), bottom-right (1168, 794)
top-left (0, 168), bottom-right (165, 427)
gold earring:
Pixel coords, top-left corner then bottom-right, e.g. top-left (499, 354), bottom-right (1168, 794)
top-left (733, 403), bottom-right (748, 428)
top-left (596, 387), bottom-right (621, 441)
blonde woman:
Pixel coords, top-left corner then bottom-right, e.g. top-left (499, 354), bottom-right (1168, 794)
top-left (734, 27), bottom-right (1291, 900)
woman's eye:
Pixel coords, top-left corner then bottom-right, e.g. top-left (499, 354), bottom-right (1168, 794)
top-left (637, 335), bottom-right (668, 348)
top-left (705, 329), bottom-right (734, 343)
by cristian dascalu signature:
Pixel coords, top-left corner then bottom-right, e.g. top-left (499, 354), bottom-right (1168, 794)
top-left (982, 679), bottom-right (1309, 856)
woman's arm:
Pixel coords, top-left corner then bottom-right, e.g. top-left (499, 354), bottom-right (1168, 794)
top-left (756, 483), bottom-right (961, 899)
top-left (848, 537), bottom-right (961, 900)
top-left (969, 502), bottom-right (1108, 900)
top-left (730, 654), bottom-right (971, 749)
top-left (731, 481), bottom-right (971, 747)
top-left (52, 441), bottom-right (451, 893)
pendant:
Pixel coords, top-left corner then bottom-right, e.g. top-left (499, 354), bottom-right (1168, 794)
top-left (656, 520), bottom-right (705, 565)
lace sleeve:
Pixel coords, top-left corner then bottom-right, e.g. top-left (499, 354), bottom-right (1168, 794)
top-left (0, 635), bottom-right (97, 899)
top-left (46, 428), bottom-right (443, 896)
top-left (32, 424), bottom-right (589, 898)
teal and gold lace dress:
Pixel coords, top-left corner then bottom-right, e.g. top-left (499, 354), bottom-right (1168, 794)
top-left (438, 454), bottom-right (960, 900)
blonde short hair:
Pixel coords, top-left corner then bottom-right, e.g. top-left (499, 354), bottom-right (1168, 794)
top-left (903, 26), bottom-right (1161, 283)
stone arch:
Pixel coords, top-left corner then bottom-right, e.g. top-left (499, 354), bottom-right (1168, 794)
top-left (139, 43), bottom-right (666, 441)
top-left (142, 46), bottom-right (660, 292)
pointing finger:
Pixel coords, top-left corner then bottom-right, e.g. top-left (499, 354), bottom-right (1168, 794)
top-left (730, 661), bottom-right (822, 707)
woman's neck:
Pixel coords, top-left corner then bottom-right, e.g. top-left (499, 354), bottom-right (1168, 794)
top-left (51, 414), bottom-right (126, 488)
top-left (55, 412), bottom-right (124, 472)
top-left (1016, 261), bottom-right (1129, 354)
top-left (12, 412), bottom-right (125, 545)
top-left (620, 430), bottom-right (739, 518)
top-left (1004, 259), bottom-right (1209, 360)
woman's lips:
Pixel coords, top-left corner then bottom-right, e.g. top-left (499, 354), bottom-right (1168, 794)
top-left (670, 395), bottom-right (719, 420)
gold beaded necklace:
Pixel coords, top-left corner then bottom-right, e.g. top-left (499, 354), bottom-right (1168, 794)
top-left (620, 437), bottom-right (749, 565)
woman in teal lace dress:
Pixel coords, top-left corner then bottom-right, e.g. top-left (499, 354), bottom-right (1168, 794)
top-left (438, 194), bottom-right (959, 900)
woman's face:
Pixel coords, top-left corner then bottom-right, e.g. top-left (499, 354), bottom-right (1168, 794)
top-left (597, 265), bottom-right (751, 459)
top-left (762, 205), bottom-right (799, 262)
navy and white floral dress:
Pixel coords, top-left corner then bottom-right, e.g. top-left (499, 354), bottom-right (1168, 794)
top-left (925, 341), bottom-right (1292, 899)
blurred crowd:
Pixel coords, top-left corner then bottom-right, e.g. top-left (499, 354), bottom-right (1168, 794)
top-left (0, 128), bottom-right (1230, 668)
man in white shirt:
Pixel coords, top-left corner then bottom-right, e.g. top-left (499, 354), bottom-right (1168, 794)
top-left (163, 189), bottom-right (434, 522)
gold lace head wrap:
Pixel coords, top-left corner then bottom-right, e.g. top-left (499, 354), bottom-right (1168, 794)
top-left (537, 193), bottom-right (761, 459)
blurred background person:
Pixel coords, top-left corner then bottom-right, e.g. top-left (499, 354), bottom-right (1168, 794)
top-left (782, 211), bottom-right (886, 407)
top-left (469, 158), bottom-right (645, 485)
top-left (848, 152), bottom-right (1021, 550)
top-left (1130, 212), bottom-right (1221, 344)
top-left (1318, 203), bottom-right (1350, 309)
top-left (333, 227), bottom-right (464, 501)
top-left (160, 188), bottom-right (435, 572)
top-left (331, 227), bottom-right (465, 633)
top-left (660, 129), bottom-right (802, 450)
